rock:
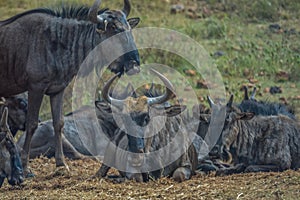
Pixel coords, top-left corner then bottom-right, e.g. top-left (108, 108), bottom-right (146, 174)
top-left (185, 69), bottom-right (196, 76)
top-left (269, 86), bottom-right (282, 94)
top-left (269, 24), bottom-right (282, 33)
top-left (170, 4), bottom-right (185, 14)
top-left (276, 70), bottom-right (289, 81)
top-left (213, 51), bottom-right (225, 57)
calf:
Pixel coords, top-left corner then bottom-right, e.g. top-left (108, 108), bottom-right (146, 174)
top-left (0, 108), bottom-right (24, 187)
top-left (211, 97), bottom-right (300, 175)
top-left (95, 69), bottom-right (198, 182)
top-left (17, 104), bottom-right (119, 160)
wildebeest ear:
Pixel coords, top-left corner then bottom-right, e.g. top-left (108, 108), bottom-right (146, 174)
top-left (127, 17), bottom-right (140, 28)
top-left (164, 105), bottom-right (187, 117)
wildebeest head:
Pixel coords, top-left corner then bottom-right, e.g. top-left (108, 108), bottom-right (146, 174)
top-left (238, 86), bottom-right (296, 120)
top-left (0, 97), bottom-right (27, 137)
top-left (206, 95), bottom-right (235, 160)
top-left (101, 69), bottom-right (186, 181)
top-left (89, 0), bottom-right (140, 76)
top-left (208, 95), bottom-right (255, 164)
top-left (0, 108), bottom-right (24, 187)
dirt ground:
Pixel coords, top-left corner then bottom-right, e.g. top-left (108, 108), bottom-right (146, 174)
top-left (1, 157), bottom-right (300, 200)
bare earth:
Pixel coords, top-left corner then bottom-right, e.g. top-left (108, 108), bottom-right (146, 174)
top-left (1, 157), bottom-right (300, 199)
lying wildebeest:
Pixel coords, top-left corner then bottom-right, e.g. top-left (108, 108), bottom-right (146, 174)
top-left (0, 0), bottom-right (140, 175)
top-left (0, 108), bottom-right (24, 187)
top-left (95, 69), bottom-right (198, 182)
top-left (0, 96), bottom-right (27, 137)
top-left (17, 103), bottom-right (120, 160)
top-left (238, 86), bottom-right (296, 120)
top-left (17, 84), bottom-right (138, 160)
top-left (209, 96), bottom-right (300, 175)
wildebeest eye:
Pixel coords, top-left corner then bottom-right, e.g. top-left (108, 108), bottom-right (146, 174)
top-left (110, 24), bottom-right (117, 29)
top-left (18, 99), bottom-right (27, 109)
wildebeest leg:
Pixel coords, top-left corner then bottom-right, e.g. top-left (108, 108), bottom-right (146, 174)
top-left (0, 176), bottom-right (4, 187)
top-left (29, 144), bottom-right (55, 159)
top-left (197, 159), bottom-right (220, 173)
top-left (245, 165), bottom-right (281, 173)
top-left (22, 90), bottom-right (44, 177)
top-left (50, 90), bottom-right (68, 170)
top-left (216, 163), bottom-right (247, 176)
top-left (61, 135), bottom-right (92, 160)
top-left (95, 164), bottom-right (111, 178)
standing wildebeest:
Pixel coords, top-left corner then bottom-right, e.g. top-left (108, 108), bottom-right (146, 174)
top-left (95, 69), bottom-right (198, 182)
top-left (0, 0), bottom-right (140, 176)
top-left (208, 96), bottom-right (300, 175)
top-left (0, 96), bottom-right (27, 137)
top-left (0, 108), bottom-right (24, 187)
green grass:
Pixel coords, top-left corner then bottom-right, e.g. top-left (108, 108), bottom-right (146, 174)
top-left (1, 0), bottom-right (300, 119)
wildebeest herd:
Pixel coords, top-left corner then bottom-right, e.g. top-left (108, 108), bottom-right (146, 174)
top-left (0, 0), bottom-right (300, 189)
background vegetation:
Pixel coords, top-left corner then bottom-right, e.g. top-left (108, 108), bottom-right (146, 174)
top-left (1, 0), bottom-right (299, 119)
top-left (1, 1), bottom-right (300, 199)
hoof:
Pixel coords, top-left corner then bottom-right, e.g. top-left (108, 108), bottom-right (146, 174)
top-left (24, 168), bottom-right (35, 178)
top-left (106, 176), bottom-right (126, 183)
top-left (25, 173), bottom-right (35, 178)
top-left (0, 177), bottom-right (4, 187)
top-left (215, 169), bottom-right (226, 176)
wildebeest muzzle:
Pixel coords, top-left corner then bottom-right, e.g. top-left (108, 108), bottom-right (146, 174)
top-left (109, 49), bottom-right (140, 76)
top-left (8, 154), bottom-right (24, 186)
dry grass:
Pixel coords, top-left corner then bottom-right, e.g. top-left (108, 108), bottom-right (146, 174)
top-left (1, 157), bottom-right (300, 199)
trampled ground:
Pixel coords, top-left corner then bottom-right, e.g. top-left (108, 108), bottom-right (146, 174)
top-left (1, 0), bottom-right (300, 199)
top-left (1, 157), bottom-right (300, 199)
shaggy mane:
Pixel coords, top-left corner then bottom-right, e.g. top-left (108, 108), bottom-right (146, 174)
top-left (0, 5), bottom-right (108, 26)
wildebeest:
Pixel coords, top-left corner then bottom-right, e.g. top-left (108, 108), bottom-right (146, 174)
top-left (0, 0), bottom-right (140, 176)
top-left (95, 69), bottom-right (198, 182)
top-left (209, 96), bottom-right (300, 175)
top-left (0, 96), bottom-right (27, 137)
top-left (17, 103), bottom-right (120, 160)
top-left (17, 83), bottom-right (139, 160)
top-left (238, 86), bottom-right (296, 120)
top-left (0, 108), bottom-right (24, 187)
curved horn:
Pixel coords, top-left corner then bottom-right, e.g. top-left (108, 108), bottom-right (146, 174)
top-left (146, 82), bottom-right (155, 97)
top-left (147, 69), bottom-right (176, 106)
top-left (122, 0), bottom-right (131, 17)
top-left (88, 0), bottom-right (102, 23)
top-left (250, 87), bottom-right (257, 100)
top-left (207, 96), bottom-right (215, 108)
top-left (0, 97), bottom-right (5, 105)
top-left (226, 94), bottom-right (234, 108)
top-left (125, 83), bottom-right (137, 98)
top-left (102, 73), bottom-right (125, 108)
top-left (243, 86), bottom-right (249, 100)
